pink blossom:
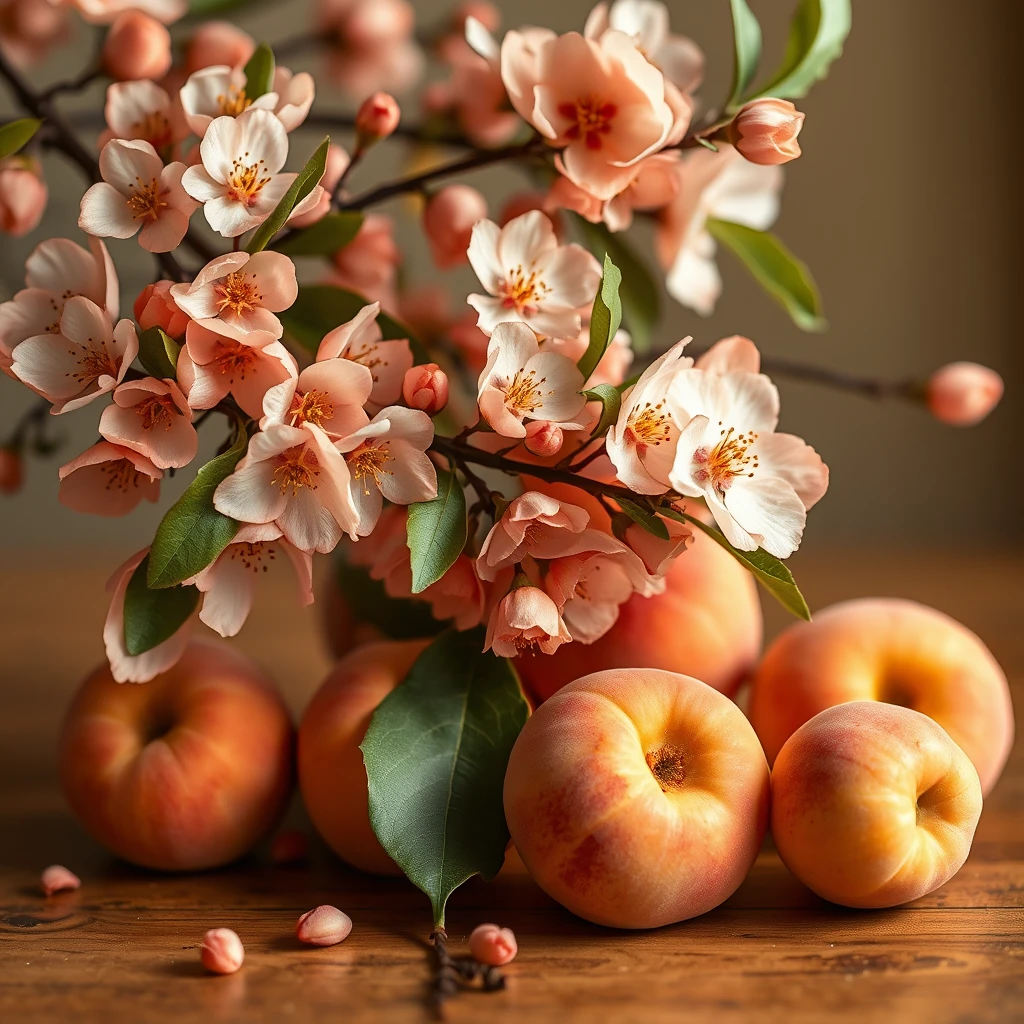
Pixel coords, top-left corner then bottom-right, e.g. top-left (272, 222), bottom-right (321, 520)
top-left (99, 377), bottom-right (198, 470)
top-left (729, 98), bottom-right (805, 166)
top-left (134, 280), bottom-right (190, 338)
top-left (184, 21), bottom-right (254, 73)
top-left (423, 185), bottom-right (488, 269)
top-left (101, 11), bottom-right (171, 81)
top-left (68, 0), bottom-right (185, 27)
top-left (59, 440), bottom-right (162, 517)
top-left (484, 581), bottom-right (571, 657)
top-left (260, 357), bottom-right (373, 440)
top-left (402, 363), bottom-right (448, 415)
top-left (420, 554), bottom-right (486, 629)
top-left (622, 516), bottom-right (691, 576)
top-left (695, 334), bottom-right (760, 375)
top-left (926, 362), bottom-right (1004, 426)
top-left (102, 80), bottom-right (187, 153)
top-left (327, 214), bottom-right (401, 309)
top-left (0, 158), bottom-right (46, 236)
top-left (269, 66), bottom-right (316, 133)
top-left (178, 64), bottom-right (276, 137)
top-left (356, 91), bottom-right (401, 144)
top-left (0, 0), bottom-right (68, 68)
top-left (523, 419), bottom-right (563, 458)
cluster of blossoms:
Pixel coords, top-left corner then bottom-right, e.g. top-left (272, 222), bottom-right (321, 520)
top-left (0, 0), bottom-right (1004, 683)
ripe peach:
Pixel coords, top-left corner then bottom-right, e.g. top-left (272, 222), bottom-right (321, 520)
top-left (59, 639), bottom-right (294, 871)
top-left (771, 702), bottom-right (983, 908)
top-left (298, 639), bottom-right (428, 874)
top-left (503, 669), bottom-right (770, 928)
top-left (749, 598), bottom-right (1014, 794)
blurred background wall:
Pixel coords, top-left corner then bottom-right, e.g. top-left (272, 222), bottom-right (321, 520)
top-left (1, 0), bottom-right (1019, 552)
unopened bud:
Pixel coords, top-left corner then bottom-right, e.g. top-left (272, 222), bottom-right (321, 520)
top-left (296, 905), bottom-right (353, 946)
top-left (468, 923), bottom-right (517, 966)
top-left (728, 98), bottom-right (804, 166)
top-left (185, 21), bottom-right (255, 73)
top-left (0, 447), bottom-right (23, 495)
top-left (270, 829), bottom-right (309, 865)
top-left (926, 361), bottom-right (1004, 426)
top-left (402, 363), bottom-right (449, 415)
top-left (523, 420), bottom-right (563, 458)
top-left (0, 157), bottom-right (47, 237)
top-left (134, 280), bottom-right (190, 338)
top-left (201, 928), bottom-right (244, 974)
top-left (102, 11), bottom-right (172, 82)
top-left (41, 864), bottom-right (80, 895)
top-left (423, 184), bottom-right (488, 268)
top-left (355, 92), bottom-right (400, 149)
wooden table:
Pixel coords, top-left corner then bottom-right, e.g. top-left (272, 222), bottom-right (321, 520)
top-left (1, 552), bottom-right (1022, 1022)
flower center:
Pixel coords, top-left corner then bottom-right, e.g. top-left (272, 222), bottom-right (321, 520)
top-left (134, 394), bottom-right (179, 431)
top-left (273, 445), bottom-right (320, 495)
top-left (72, 345), bottom-right (118, 386)
top-left (347, 442), bottom-right (393, 493)
top-left (502, 368), bottom-right (548, 415)
top-left (100, 460), bottom-right (146, 493)
top-left (693, 426), bottom-right (759, 491)
top-left (558, 96), bottom-right (617, 150)
top-left (215, 271), bottom-right (262, 317)
top-left (132, 112), bottom-right (173, 151)
top-left (212, 342), bottom-right (256, 382)
top-left (127, 177), bottom-right (167, 221)
top-left (625, 401), bottom-right (672, 452)
top-left (289, 388), bottom-right (335, 428)
top-left (228, 541), bottom-right (277, 573)
top-left (227, 156), bottom-right (271, 207)
top-left (217, 86), bottom-right (252, 117)
top-left (500, 264), bottom-right (549, 315)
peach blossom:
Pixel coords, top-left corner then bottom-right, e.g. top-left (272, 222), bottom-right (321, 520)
top-left (134, 280), bottom-right (189, 338)
top-left (201, 929), bottom-right (244, 974)
top-left (524, 420), bottom-right (563, 458)
top-left (445, 45), bottom-right (522, 148)
top-left (40, 864), bottom-right (80, 895)
top-left (269, 66), bottom-right (316, 133)
top-left (99, 377), bottom-right (197, 470)
top-left (485, 580), bottom-right (572, 657)
top-left (622, 516), bottom-right (691, 576)
top-left (356, 91), bottom-right (400, 144)
top-left (926, 362), bottom-right (1004, 426)
top-left (69, 0), bottom-right (185, 26)
top-left (402, 363), bottom-right (449, 415)
top-left (0, 0), bottom-right (68, 68)
top-left (695, 333), bottom-right (760, 375)
top-left (0, 447), bottom-right (23, 494)
top-left (184, 21), bottom-right (254, 73)
top-left (327, 214), bottom-right (401, 309)
top-left (102, 80), bottom-right (187, 153)
top-left (0, 158), bottom-right (46, 236)
top-left (59, 441), bottom-right (161, 517)
top-left (296, 905), bottom-right (353, 946)
top-left (729, 98), bottom-right (805, 166)
top-left (469, 923), bottom-right (517, 965)
top-left (101, 11), bottom-right (171, 81)
top-left (423, 184), bottom-right (488, 269)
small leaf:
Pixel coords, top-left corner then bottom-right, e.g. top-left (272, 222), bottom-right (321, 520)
top-left (617, 496), bottom-right (669, 540)
top-left (660, 506), bottom-right (811, 620)
top-left (707, 218), bottom-right (826, 332)
top-left (583, 383), bottom-right (621, 438)
top-left (137, 326), bottom-right (180, 380)
top-left (124, 553), bottom-right (200, 655)
top-left (272, 211), bottom-right (364, 256)
top-left (334, 557), bottom-right (446, 640)
top-left (242, 43), bottom-right (275, 101)
top-left (756, 0), bottom-right (852, 101)
top-left (147, 423), bottom-right (248, 589)
top-left (726, 0), bottom-right (763, 109)
top-left (0, 118), bottom-right (42, 159)
top-left (246, 136), bottom-right (329, 254)
top-left (577, 254), bottom-right (622, 382)
top-left (695, 136), bottom-right (719, 152)
top-left (407, 467), bottom-right (466, 594)
top-left (361, 628), bottom-right (530, 928)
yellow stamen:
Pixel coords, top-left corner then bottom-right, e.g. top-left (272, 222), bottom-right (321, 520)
top-left (127, 177), bottom-right (167, 221)
top-left (693, 425), bottom-right (759, 491)
top-left (226, 154), bottom-right (271, 208)
top-left (289, 388), bottom-right (335, 428)
top-left (134, 394), bottom-right (178, 431)
top-left (215, 272), bottom-right (262, 317)
top-left (347, 442), bottom-right (392, 494)
top-left (217, 86), bottom-right (252, 117)
top-left (273, 446), bottom-right (320, 495)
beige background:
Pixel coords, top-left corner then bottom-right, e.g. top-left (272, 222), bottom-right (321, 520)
top-left (1, 0), bottom-right (1019, 552)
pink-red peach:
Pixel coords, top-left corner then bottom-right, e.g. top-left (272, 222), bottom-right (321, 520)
top-left (59, 639), bottom-right (294, 871)
top-left (503, 668), bottom-right (770, 928)
top-left (749, 598), bottom-right (1014, 794)
top-left (771, 701), bottom-right (983, 908)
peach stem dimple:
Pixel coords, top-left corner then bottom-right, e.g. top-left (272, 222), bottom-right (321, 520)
top-left (645, 746), bottom-right (688, 792)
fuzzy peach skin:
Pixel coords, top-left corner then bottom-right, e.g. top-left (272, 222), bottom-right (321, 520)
top-left (749, 598), bottom-right (1014, 794)
top-left (59, 639), bottom-right (294, 871)
top-left (298, 639), bottom-right (428, 874)
top-left (504, 669), bottom-right (770, 928)
top-left (771, 702), bottom-right (983, 908)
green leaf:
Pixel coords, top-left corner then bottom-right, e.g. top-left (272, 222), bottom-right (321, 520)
top-left (272, 211), bottom-right (364, 256)
top-left (0, 118), bottom-right (42, 159)
top-left (361, 628), bottom-right (530, 928)
top-left (407, 468), bottom-right (466, 594)
top-left (242, 43), bottom-right (275, 101)
top-left (137, 326), bottom-right (180, 380)
top-left (124, 554), bottom-right (200, 655)
top-left (573, 216), bottom-right (659, 354)
top-left (246, 136), bottom-right (329, 254)
top-left (334, 557), bottom-right (446, 640)
top-left (707, 219), bottom-right (825, 332)
top-left (146, 424), bottom-right (248, 589)
top-left (577, 253), bottom-right (622, 382)
top-left (617, 496), bottom-right (669, 541)
top-left (583, 383), bottom-right (621, 439)
top-left (756, 0), bottom-right (852, 101)
top-left (660, 506), bottom-right (811, 620)
top-left (726, 0), bottom-right (763, 109)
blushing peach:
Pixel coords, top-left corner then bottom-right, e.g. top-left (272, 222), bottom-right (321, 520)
top-left (771, 702), bottom-right (983, 908)
top-left (749, 598), bottom-right (1014, 794)
top-left (504, 669), bottom-right (770, 928)
top-left (298, 640), bottom-right (428, 874)
top-left (59, 639), bottom-right (294, 871)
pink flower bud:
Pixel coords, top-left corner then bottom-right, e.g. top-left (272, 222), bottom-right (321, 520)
top-left (134, 280), bottom-right (190, 339)
top-left (469, 923), bottom-right (517, 966)
top-left (270, 829), bottom-right (309, 865)
top-left (926, 361), bottom-right (1004, 426)
top-left (356, 92), bottom-right (400, 146)
top-left (729, 98), bottom-right (805, 166)
top-left (296, 905), bottom-right (353, 946)
top-left (185, 21), bottom-right (255, 73)
top-left (0, 158), bottom-right (46, 237)
top-left (102, 12), bottom-right (172, 82)
top-left (402, 363), bottom-right (449, 415)
top-left (341, 0), bottom-right (414, 47)
top-left (201, 928), bottom-right (244, 974)
top-left (523, 420), bottom-right (563, 458)
top-left (40, 864), bottom-right (80, 895)
top-left (0, 448), bottom-right (23, 495)
top-left (423, 184), bottom-right (488, 269)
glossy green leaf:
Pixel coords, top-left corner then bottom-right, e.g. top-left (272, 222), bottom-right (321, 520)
top-left (707, 218), bottom-right (825, 331)
top-left (578, 253), bottom-right (622, 382)
top-left (334, 558), bottom-right (445, 639)
top-left (124, 554), bottom-right (200, 655)
top-left (272, 211), bottom-right (364, 256)
top-left (361, 628), bottom-right (530, 928)
top-left (146, 424), bottom-right (248, 589)
top-left (583, 383), bottom-right (621, 439)
top-left (756, 0), bottom-right (852, 101)
top-left (242, 43), bottom-right (275, 100)
top-left (660, 506), bottom-right (811, 620)
top-left (246, 136), bottom-right (329, 254)
top-left (137, 326), bottom-right (180, 380)
top-left (0, 118), bottom-right (41, 159)
top-left (617, 496), bottom-right (669, 540)
top-left (407, 468), bottom-right (466, 594)
top-left (727, 0), bottom-right (763, 108)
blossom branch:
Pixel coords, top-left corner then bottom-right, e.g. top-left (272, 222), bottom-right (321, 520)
top-left (756, 355), bottom-right (919, 401)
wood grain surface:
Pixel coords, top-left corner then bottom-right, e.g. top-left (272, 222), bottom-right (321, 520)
top-left (1, 550), bottom-right (1021, 1023)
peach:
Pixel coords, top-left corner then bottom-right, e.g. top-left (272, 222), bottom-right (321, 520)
top-left (503, 669), bottom-right (770, 928)
top-left (59, 639), bottom-right (294, 871)
top-left (771, 702), bottom-right (983, 908)
top-left (298, 639), bottom-right (428, 874)
top-left (749, 598), bottom-right (1014, 794)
